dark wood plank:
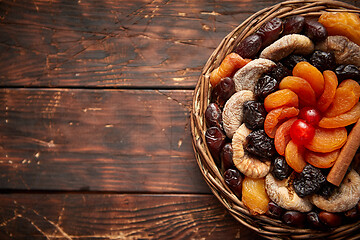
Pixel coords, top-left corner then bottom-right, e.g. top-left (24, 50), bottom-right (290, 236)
top-left (0, 193), bottom-right (264, 240)
top-left (0, 88), bottom-right (211, 193)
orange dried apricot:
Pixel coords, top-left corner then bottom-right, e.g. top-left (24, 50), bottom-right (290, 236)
top-left (317, 70), bottom-right (338, 112)
top-left (305, 149), bottom-right (340, 168)
top-left (264, 89), bottom-right (299, 112)
top-left (319, 12), bottom-right (360, 46)
top-left (210, 53), bottom-right (251, 87)
top-left (319, 102), bottom-right (360, 128)
top-left (292, 62), bottom-right (325, 97)
top-left (264, 107), bottom-right (299, 138)
top-left (279, 76), bottom-right (316, 107)
top-left (242, 176), bottom-right (270, 215)
top-left (285, 140), bottom-right (307, 173)
top-left (274, 118), bottom-right (298, 156)
top-left (338, 79), bottom-right (360, 97)
top-left (304, 127), bottom-right (347, 153)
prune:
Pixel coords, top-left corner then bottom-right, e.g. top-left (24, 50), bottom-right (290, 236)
top-left (307, 212), bottom-right (325, 229)
top-left (344, 207), bottom-right (360, 222)
top-left (245, 129), bottom-right (276, 159)
top-left (269, 62), bottom-right (291, 81)
top-left (310, 51), bottom-right (336, 72)
top-left (281, 55), bottom-right (308, 70)
top-left (254, 75), bottom-right (279, 101)
top-left (205, 127), bottom-right (226, 165)
top-left (335, 65), bottom-right (360, 82)
top-left (257, 17), bottom-right (283, 48)
top-left (293, 164), bottom-right (326, 198)
top-left (282, 211), bottom-right (306, 228)
top-left (317, 181), bottom-right (337, 199)
top-left (235, 34), bottom-right (262, 59)
top-left (319, 211), bottom-right (342, 227)
top-left (266, 201), bottom-right (284, 219)
top-left (211, 77), bottom-right (236, 108)
top-left (205, 103), bottom-right (223, 130)
top-left (243, 101), bottom-right (267, 130)
top-left (271, 156), bottom-right (292, 180)
top-left (282, 15), bottom-right (305, 36)
top-left (221, 143), bottom-right (234, 170)
top-left (304, 18), bottom-right (327, 42)
top-left (224, 168), bottom-right (242, 197)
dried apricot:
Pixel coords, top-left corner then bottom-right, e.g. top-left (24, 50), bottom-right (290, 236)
top-left (264, 89), bottom-right (299, 112)
top-left (319, 102), bottom-right (360, 128)
top-left (292, 62), bottom-right (324, 97)
top-left (279, 76), bottom-right (316, 107)
top-left (319, 12), bottom-right (360, 46)
top-left (304, 127), bottom-right (347, 153)
top-left (210, 53), bottom-right (251, 87)
top-left (285, 140), bottom-right (307, 173)
top-left (264, 107), bottom-right (299, 138)
top-left (324, 80), bottom-right (360, 117)
top-left (305, 149), bottom-right (340, 168)
top-left (317, 70), bottom-right (338, 112)
top-left (242, 176), bottom-right (270, 215)
top-left (275, 118), bottom-right (298, 156)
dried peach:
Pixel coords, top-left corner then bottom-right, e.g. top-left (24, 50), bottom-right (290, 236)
top-left (279, 76), bottom-right (316, 107)
top-left (317, 70), bottom-right (338, 113)
top-left (264, 89), bottom-right (299, 112)
top-left (285, 140), bottom-right (307, 173)
top-left (242, 176), bottom-right (270, 215)
top-left (275, 118), bottom-right (298, 156)
top-left (305, 149), bottom-right (340, 168)
top-left (292, 62), bottom-right (324, 97)
top-left (264, 107), bottom-right (299, 138)
top-left (304, 127), bottom-right (347, 153)
top-left (319, 102), bottom-right (360, 128)
top-left (324, 80), bottom-right (360, 117)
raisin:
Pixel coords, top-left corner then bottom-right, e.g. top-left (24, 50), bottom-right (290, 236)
top-left (281, 55), bottom-right (308, 70)
top-left (235, 34), bottom-right (262, 59)
top-left (254, 75), bottom-right (279, 101)
top-left (304, 18), bottom-right (327, 42)
top-left (205, 127), bottom-right (226, 166)
top-left (271, 156), bottom-right (292, 180)
top-left (269, 62), bottom-right (291, 81)
top-left (243, 101), bottom-right (267, 130)
top-left (282, 15), bottom-right (305, 36)
top-left (293, 164), bottom-right (326, 198)
top-left (211, 77), bottom-right (236, 108)
top-left (257, 17), bottom-right (283, 48)
top-left (224, 168), bottom-right (242, 197)
top-left (221, 143), bottom-right (234, 170)
top-left (335, 65), bottom-right (360, 82)
top-left (245, 129), bottom-right (276, 159)
top-left (205, 103), bottom-right (223, 130)
top-left (310, 51), bottom-right (336, 72)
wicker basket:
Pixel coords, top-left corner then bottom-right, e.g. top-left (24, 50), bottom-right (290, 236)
top-left (190, 1), bottom-right (360, 239)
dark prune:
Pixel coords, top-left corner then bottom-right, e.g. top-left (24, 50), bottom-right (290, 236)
top-left (245, 129), bottom-right (276, 159)
top-left (257, 17), bottom-right (283, 48)
top-left (221, 143), bottom-right (234, 170)
top-left (307, 212), bottom-right (326, 229)
top-left (310, 51), bottom-right (336, 72)
top-left (335, 65), bottom-right (360, 82)
top-left (281, 55), bottom-right (308, 70)
top-left (235, 34), bottom-right (262, 59)
top-left (243, 101), bottom-right (267, 130)
top-left (269, 62), bottom-right (291, 81)
top-left (304, 18), bottom-right (327, 42)
top-left (254, 75), bottom-right (279, 101)
top-left (344, 207), bottom-right (360, 222)
top-left (319, 211), bottom-right (342, 228)
top-left (293, 164), bottom-right (326, 198)
top-left (282, 15), bottom-right (305, 36)
top-left (224, 168), bottom-right (242, 197)
top-left (205, 103), bottom-right (223, 130)
top-left (282, 211), bottom-right (306, 228)
top-left (211, 77), bottom-right (236, 108)
top-left (271, 156), bottom-right (292, 180)
top-left (266, 201), bottom-right (284, 219)
top-left (205, 127), bottom-right (226, 165)
top-left (317, 181), bottom-right (337, 199)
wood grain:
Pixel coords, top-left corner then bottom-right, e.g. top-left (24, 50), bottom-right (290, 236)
top-left (0, 193), bottom-right (264, 240)
top-left (0, 88), bottom-right (211, 193)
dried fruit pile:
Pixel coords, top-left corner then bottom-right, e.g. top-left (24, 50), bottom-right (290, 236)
top-left (205, 12), bottom-right (360, 229)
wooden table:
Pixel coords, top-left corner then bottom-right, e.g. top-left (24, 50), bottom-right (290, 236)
top-left (0, 0), bottom-right (359, 239)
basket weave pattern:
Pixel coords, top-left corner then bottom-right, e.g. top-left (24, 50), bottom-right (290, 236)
top-left (190, 1), bottom-right (360, 239)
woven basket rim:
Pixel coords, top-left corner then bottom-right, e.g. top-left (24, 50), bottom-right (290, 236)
top-left (190, 1), bottom-right (360, 239)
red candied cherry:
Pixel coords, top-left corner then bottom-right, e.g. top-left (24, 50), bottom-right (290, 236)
top-left (290, 119), bottom-right (315, 145)
top-left (298, 107), bottom-right (321, 126)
